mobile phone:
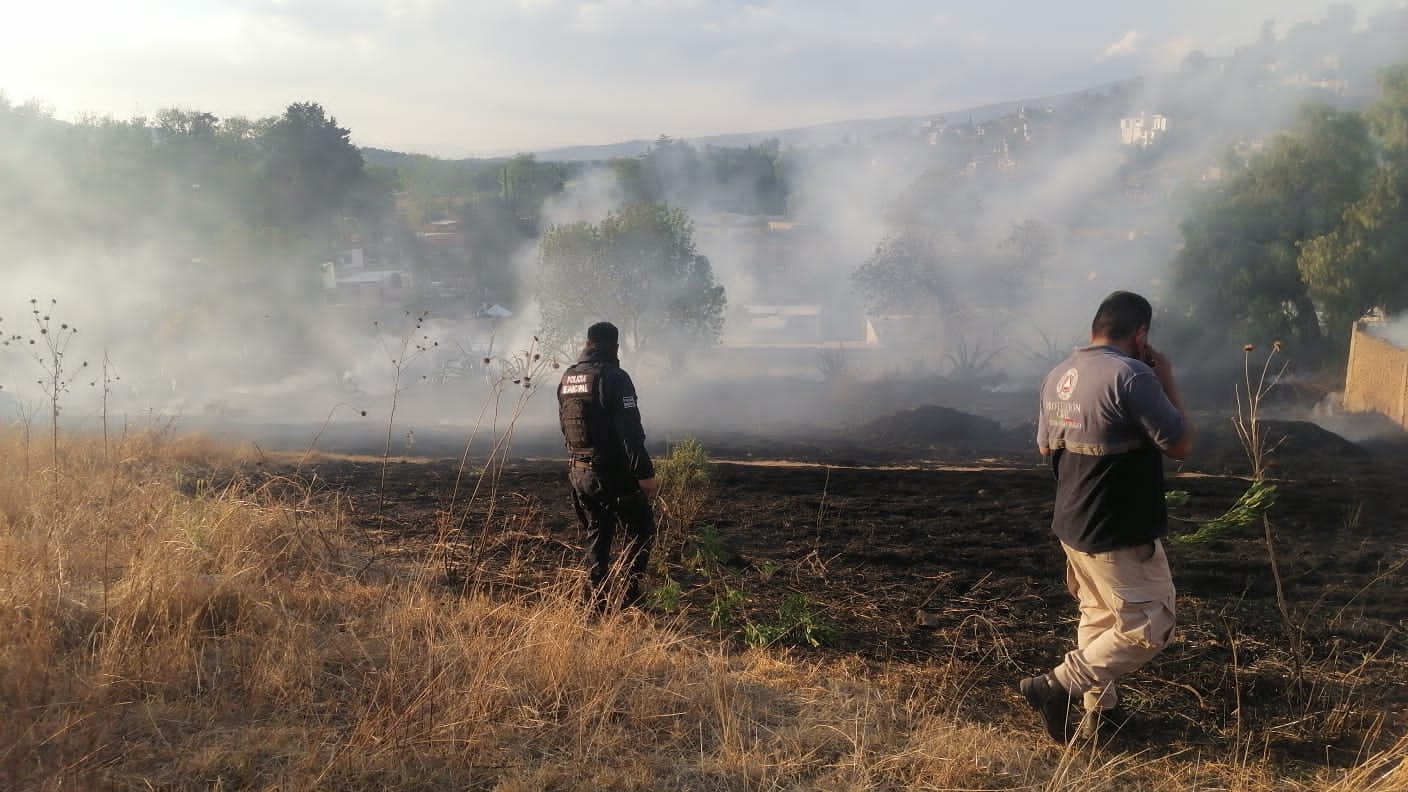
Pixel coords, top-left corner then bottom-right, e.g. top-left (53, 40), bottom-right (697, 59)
top-left (1136, 335), bottom-right (1154, 366)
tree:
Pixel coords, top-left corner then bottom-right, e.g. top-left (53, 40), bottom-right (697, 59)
top-left (852, 169), bottom-right (980, 317)
top-left (259, 102), bottom-right (369, 228)
top-left (1173, 68), bottom-right (1408, 360)
top-left (640, 135), bottom-right (702, 207)
top-left (851, 168), bottom-right (1051, 329)
top-left (997, 220), bottom-right (1056, 291)
top-left (1173, 102), bottom-right (1377, 358)
top-left (606, 137), bottom-right (791, 216)
top-left (498, 153), bottom-right (567, 224)
top-left (852, 230), bottom-right (964, 316)
top-left (1296, 64), bottom-right (1408, 346)
top-left (537, 202), bottom-right (726, 360)
top-left (458, 193), bottom-right (535, 305)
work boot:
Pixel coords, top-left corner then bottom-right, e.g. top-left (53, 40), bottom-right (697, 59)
top-left (1077, 706), bottom-right (1133, 740)
top-left (1020, 673), bottom-right (1079, 743)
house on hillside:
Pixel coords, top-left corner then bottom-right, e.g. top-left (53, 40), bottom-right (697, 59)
top-left (321, 247), bottom-right (415, 306)
top-left (1119, 113), bottom-right (1169, 147)
top-left (415, 219), bottom-right (470, 285)
top-left (694, 216), bottom-right (832, 300)
top-left (736, 304), bottom-right (824, 344)
top-left (410, 218), bottom-right (520, 313)
top-left (709, 303), bottom-right (875, 378)
top-left (1281, 72), bottom-right (1351, 94)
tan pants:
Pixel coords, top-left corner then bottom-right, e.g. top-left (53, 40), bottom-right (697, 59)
top-left (1051, 539), bottom-right (1176, 712)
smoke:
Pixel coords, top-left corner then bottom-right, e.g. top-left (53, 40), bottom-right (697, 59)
top-left (540, 167), bottom-right (627, 227)
top-left (2, 3), bottom-right (1405, 453)
top-left (1363, 317), bottom-right (1408, 349)
top-left (505, 3), bottom-right (1408, 437)
top-left (0, 107), bottom-right (522, 440)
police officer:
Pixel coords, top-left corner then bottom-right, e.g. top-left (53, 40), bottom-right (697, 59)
top-left (557, 321), bottom-right (659, 612)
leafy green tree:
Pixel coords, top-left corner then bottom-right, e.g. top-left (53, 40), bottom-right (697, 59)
top-left (1296, 64), bottom-right (1408, 347)
top-left (259, 102), bottom-right (370, 228)
top-left (498, 153), bottom-right (568, 223)
top-left (537, 202), bottom-right (725, 359)
top-left (1174, 69), bottom-right (1408, 359)
top-left (0, 96), bottom-right (391, 312)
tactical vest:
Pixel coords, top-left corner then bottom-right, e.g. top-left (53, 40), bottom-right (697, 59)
top-left (558, 361), bottom-right (604, 453)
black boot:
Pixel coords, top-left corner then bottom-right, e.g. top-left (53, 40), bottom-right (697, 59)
top-left (1019, 673), bottom-right (1079, 743)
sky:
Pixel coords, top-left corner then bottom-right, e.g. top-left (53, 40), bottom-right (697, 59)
top-left (0, 0), bottom-right (1392, 157)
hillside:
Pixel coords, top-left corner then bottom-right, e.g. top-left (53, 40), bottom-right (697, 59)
top-left (527, 86), bottom-right (1122, 161)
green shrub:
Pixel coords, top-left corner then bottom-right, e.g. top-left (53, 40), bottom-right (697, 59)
top-left (648, 577), bottom-right (683, 612)
top-left (743, 593), bottom-right (839, 648)
top-left (685, 524), bottom-right (727, 574)
top-left (710, 587), bottom-right (746, 629)
top-left (1173, 480), bottom-right (1278, 546)
top-left (653, 437), bottom-right (715, 574)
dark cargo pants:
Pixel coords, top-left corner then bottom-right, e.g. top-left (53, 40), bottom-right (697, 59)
top-left (569, 465), bottom-right (655, 611)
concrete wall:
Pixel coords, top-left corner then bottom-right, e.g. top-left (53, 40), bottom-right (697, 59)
top-left (1344, 320), bottom-right (1408, 427)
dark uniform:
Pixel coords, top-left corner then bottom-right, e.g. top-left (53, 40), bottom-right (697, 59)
top-left (557, 322), bottom-right (656, 611)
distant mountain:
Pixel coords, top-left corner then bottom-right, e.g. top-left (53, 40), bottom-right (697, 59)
top-left (361, 0), bottom-right (1408, 167)
top-left (356, 80), bottom-right (1133, 166)
top-left (356, 86), bottom-right (1110, 165)
top-left (360, 147), bottom-right (417, 168)
top-left (528, 85), bottom-right (1130, 162)
top-left (361, 147), bottom-right (507, 168)
top-left (525, 138), bottom-right (656, 162)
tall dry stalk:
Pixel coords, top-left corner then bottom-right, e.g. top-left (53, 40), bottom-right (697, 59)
top-left (428, 338), bottom-right (556, 587)
top-left (1233, 341), bottom-right (1290, 481)
top-left (373, 310), bottom-right (433, 518)
top-left (99, 351), bottom-right (117, 462)
top-left (1233, 341), bottom-right (1302, 681)
top-left (297, 402), bottom-right (367, 471)
top-left (16, 298), bottom-right (87, 481)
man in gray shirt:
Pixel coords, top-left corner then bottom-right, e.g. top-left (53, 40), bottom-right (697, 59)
top-left (1022, 290), bottom-right (1194, 742)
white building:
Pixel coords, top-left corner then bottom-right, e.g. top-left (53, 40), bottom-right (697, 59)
top-left (1120, 113), bottom-right (1169, 147)
top-left (320, 247), bottom-right (415, 305)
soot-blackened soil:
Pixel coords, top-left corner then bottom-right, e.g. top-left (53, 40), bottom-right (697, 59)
top-left (237, 414), bottom-right (1408, 775)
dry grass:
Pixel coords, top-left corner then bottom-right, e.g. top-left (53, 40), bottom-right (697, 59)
top-left (1, 429), bottom-right (1405, 791)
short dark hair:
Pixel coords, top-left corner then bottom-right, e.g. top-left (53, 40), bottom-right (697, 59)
top-left (1091, 291), bottom-right (1153, 341)
top-left (586, 321), bottom-right (619, 347)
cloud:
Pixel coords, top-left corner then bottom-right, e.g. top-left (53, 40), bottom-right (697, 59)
top-left (1154, 35), bottom-right (1197, 68)
top-left (0, 1), bottom-right (1391, 154)
top-left (1100, 29), bottom-right (1141, 60)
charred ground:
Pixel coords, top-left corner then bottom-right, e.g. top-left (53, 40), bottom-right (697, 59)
top-left (228, 406), bottom-right (1408, 777)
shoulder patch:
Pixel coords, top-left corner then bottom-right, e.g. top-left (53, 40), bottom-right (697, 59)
top-left (622, 395), bottom-right (637, 410)
top-left (560, 372), bottom-right (593, 395)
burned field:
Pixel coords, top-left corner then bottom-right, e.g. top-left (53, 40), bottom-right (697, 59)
top-left (255, 412), bottom-right (1408, 775)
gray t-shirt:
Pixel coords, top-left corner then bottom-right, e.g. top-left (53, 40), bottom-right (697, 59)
top-left (1036, 344), bottom-right (1186, 553)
